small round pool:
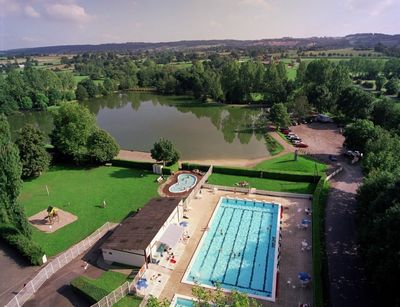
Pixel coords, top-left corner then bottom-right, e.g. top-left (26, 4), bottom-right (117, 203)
top-left (168, 174), bottom-right (197, 193)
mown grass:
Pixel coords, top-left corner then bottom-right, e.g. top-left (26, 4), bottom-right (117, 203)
top-left (20, 165), bottom-right (159, 256)
top-left (207, 173), bottom-right (316, 194)
top-left (114, 295), bottom-right (142, 307)
top-left (265, 134), bottom-right (284, 156)
top-left (254, 153), bottom-right (327, 174)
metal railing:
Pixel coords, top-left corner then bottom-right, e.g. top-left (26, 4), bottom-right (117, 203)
top-left (5, 222), bottom-right (116, 307)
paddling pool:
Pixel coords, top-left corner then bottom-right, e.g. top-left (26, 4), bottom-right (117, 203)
top-left (169, 174), bottom-right (197, 193)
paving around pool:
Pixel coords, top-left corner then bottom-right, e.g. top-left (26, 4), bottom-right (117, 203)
top-left (159, 188), bottom-right (313, 306)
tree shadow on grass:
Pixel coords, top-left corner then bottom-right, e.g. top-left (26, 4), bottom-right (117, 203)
top-left (108, 168), bottom-right (152, 179)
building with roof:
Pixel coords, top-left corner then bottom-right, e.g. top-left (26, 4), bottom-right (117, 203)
top-left (101, 197), bottom-right (184, 267)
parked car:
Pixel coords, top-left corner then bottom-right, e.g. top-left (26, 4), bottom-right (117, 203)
top-left (280, 129), bottom-right (291, 135)
top-left (292, 140), bottom-right (301, 145)
top-left (295, 143), bottom-right (309, 148)
top-left (343, 150), bottom-right (355, 157)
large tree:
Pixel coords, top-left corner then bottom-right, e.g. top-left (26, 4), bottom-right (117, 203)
top-left (0, 114), bottom-right (31, 237)
top-left (337, 87), bottom-right (374, 120)
top-left (343, 119), bottom-right (377, 153)
top-left (87, 129), bottom-right (119, 163)
top-left (50, 103), bottom-right (97, 162)
top-left (269, 103), bottom-right (291, 128)
top-left (15, 125), bottom-right (51, 178)
top-left (385, 77), bottom-right (400, 95)
top-left (150, 138), bottom-right (180, 166)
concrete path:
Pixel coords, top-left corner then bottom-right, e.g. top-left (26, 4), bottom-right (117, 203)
top-left (325, 163), bottom-right (375, 307)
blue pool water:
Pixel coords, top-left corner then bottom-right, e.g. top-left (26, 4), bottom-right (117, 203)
top-left (169, 174), bottom-right (197, 193)
top-left (174, 297), bottom-right (194, 306)
top-left (184, 197), bottom-right (280, 299)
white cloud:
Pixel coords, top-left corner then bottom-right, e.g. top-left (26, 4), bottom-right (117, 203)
top-left (45, 3), bottom-right (92, 23)
top-left (238, 0), bottom-right (271, 10)
top-left (0, 0), bottom-right (21, 17)
top-left (345, 0), bottom-right (395, 16)
top-left (25, 5), bottom-right (40, 18)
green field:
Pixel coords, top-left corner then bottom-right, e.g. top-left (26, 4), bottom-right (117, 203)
top-left (254, 153), bottom-right (327, 174)
top-left (207, 173), bottom-right (316, 194)
top-left (114, 295), bottom-right (142, 307)
top-left (20, 165), bottom-right (159, 256)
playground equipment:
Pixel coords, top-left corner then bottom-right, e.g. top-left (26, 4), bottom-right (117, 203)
top-left (46, 206), bottom-right (59, 224)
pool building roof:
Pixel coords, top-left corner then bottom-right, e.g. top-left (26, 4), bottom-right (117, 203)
top-left (102, 197), bottom-right (181, 251)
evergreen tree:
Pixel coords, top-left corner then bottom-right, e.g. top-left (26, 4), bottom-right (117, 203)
top-left (0, 114), bottom-right (31, 237)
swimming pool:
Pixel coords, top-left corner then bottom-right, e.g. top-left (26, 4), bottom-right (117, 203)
top-left (169, 173), bottom-right (197, 193)
top-left (183, 197), bottom-right (280, 301)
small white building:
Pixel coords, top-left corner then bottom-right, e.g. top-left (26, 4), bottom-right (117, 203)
top-left (101, 197), bottom-right (184, 267)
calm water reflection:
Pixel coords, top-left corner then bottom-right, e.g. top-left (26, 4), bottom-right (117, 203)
top-left (8, 92), bottom-right (269, 160)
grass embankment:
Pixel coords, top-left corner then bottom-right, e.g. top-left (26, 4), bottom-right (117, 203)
top-left (265, 134), bottom-right (284, 156)
top-left (71, 271), bottom-right (142, 305)
top-left (312, 177), bottom-right (330, 307)
top-left (254, 153), bottom-right (327, 174)
top-left (114, 295), bottom-right (142, 307)
top-left (207, 173), bottom-right (316, 194)
top-left (20, 165), bottom-right (159, 256)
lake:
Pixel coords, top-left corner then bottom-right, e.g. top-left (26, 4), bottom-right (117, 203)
top-left (8, 92), bottom-right (270, 160)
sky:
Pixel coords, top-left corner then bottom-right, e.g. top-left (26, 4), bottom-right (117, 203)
top-left (1, 0), bottom-right (400, 50)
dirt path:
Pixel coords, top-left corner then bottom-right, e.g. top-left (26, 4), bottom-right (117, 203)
top-left (117, 132), bottom-right (293, 168)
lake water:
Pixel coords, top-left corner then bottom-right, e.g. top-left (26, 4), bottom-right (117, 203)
top-left (8, 92), bottom-right (270, 160)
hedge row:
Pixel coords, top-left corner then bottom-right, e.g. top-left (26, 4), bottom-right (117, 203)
top-left (111, 159), bottom-right (154, 170)
top-left (181, 163), bottom-right (320, 183)
top-left (0, 224), bottom-right (44, 265)
top-left (70, 277), bottom-right (109, 304)
top-left (312, 177), bottom-right (330, 307)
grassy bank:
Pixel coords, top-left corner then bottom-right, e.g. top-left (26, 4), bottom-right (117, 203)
top-left (207, 173), bottom-right (316, 194)
top-left (254, 153), bottom-right (327, 174)
top-left (265, 134), bottom-right (284, 156)
top-left (20, 165), bottom-right (159, 256)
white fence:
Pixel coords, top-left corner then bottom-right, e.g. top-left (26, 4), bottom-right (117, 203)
top-left (182, 165), bottom-right (213, 208)
top-left (202, 183), bottom-right (313, 199)
top-left (5, 222), bottom-right (116, 307)
top-left (91, 281), bottom-right (134, 307)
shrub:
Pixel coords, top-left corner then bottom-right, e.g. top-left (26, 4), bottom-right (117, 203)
top-left (181, 163), bottom-right (319, 183)
top-left (70, 277), bottom-right (109, 303)
top-left (111, 159), bottom-right (154, 170)
top-left (0, 224), bottom-right (44, 265)
top-left (312, 177), bottom-right (329, 307)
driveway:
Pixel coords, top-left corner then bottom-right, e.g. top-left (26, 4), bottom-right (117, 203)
top-left (290, 123), bottom-right (375, 306)
top-left (0, 241), bottom-right (40, 306)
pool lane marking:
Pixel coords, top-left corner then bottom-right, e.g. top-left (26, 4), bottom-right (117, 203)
top-left (213, 208), bottom-right (244, 284)
top-left (263, 212), bottom-right (274, 292)
top-left (209, 207), bottom-right (239, 282)
top-left (249, 211), bottom-right (265, 290)
top-left (198, 207), bottom-right (227, 270)
top-left (234, 210), bottom-right (255, 287)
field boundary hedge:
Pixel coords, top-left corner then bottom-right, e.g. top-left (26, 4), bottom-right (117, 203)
top-left (312, 177), bottom-right (329, 307)
top-left (111, 159), bottom-right (154, 170)
top-left (181, 163), bottom-right (321, 183)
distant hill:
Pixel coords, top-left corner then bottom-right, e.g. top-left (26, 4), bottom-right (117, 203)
top-left (2, 33), bottom-right (400, 56)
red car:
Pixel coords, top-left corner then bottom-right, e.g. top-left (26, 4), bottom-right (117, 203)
top-left (280, 128), bottom-right (291, 135)
top-left (295, 143), bottom-right (309, 148)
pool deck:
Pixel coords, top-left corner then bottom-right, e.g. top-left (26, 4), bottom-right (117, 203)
top-left (159, 188), bottom-right (313, 306)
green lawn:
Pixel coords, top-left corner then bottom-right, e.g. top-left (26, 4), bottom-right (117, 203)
top-left (207, 173), bottom-right (316, 194)
top-left (20, 165), bottom-right (159, 256)
top-left (114, 295), bottom-right (142, 307)
top-left (71, 271), bottom-right (142, 304)
top-left (254, 153), bottom-right (327, 174)
top-left (286, 66), bottom-right (297, 80)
